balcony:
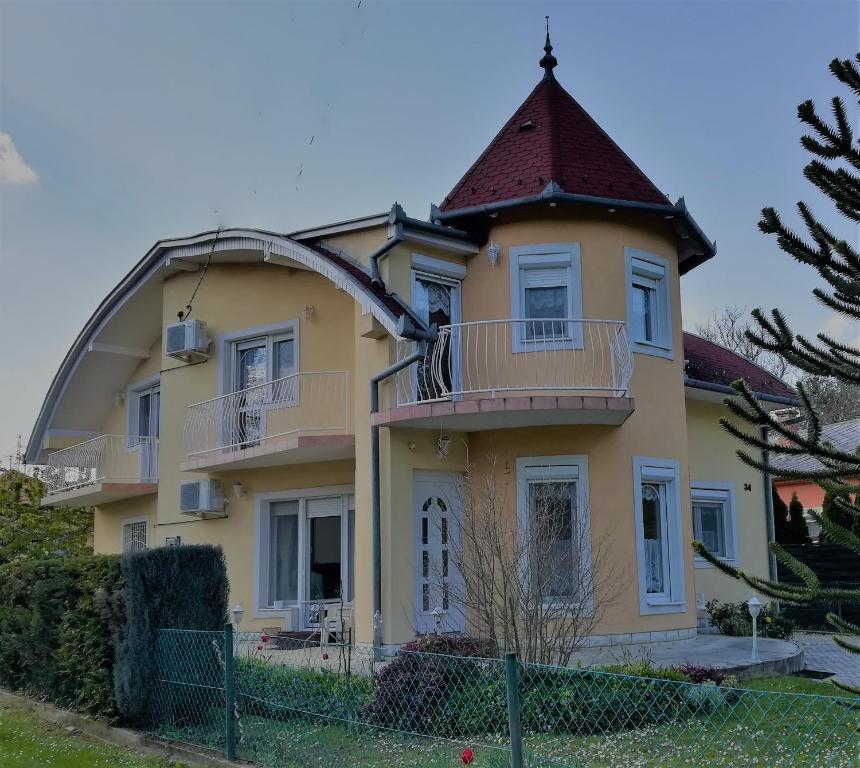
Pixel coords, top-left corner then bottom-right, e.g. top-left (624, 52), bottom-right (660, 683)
top-left (380, 319), bottom-right (635, 431)
top-left (43, 435), bottom-right (158, 506)
top-left (183, 371), bottom-right (353, 472)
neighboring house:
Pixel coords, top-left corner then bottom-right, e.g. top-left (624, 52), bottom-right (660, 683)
top-left (683, 333), bottom-right (797, 604)
top-left (25, 37), bottom-right (795, 648)
top-left (771, 417), bottom-right (860, 540)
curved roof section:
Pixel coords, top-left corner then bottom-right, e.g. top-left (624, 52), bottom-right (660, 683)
top-left (683, 332), bottom-right (797, 403)
top-left (25, 228), bottom-right (425, 463)
top-left (440, 73), bottom-right (668, 213)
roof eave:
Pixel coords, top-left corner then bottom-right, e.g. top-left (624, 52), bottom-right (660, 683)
top-left (433, 187), bottom-right (716, 274)
top-left (684, 375), bottom-right (800, 407)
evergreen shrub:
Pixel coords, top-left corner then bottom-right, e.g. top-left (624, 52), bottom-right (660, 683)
top-left (115, 544), bottom-right (228, 723)
top-left (0, 555), bottom-right (123, 716)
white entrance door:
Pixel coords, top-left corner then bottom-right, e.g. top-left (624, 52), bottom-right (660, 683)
top-left (413, 472), bottom-right (465, 635)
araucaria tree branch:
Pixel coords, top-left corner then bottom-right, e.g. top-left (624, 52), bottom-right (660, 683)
top-left (695, 54), bottom-right (860, 693)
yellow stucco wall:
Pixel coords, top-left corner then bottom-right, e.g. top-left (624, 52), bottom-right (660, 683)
top-left (84, 207), bottom-right (720, 647)
top-left (93, 494), bottom-right (157, 554)
top-left (686, 398), bottom-right (771, 604)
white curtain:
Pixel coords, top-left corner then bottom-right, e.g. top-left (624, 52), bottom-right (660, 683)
top-left (644, 539), bottom-right (664, 594)
top-left (270, 506), bottom-right (298, 602)
top-left (415, 278), bottom-right (451, 320)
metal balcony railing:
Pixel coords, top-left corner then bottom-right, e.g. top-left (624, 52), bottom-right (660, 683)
top-left (184, 371), bottom-right (350, 458)
top-left (397, 319), bottom-right (633, 406)
top-left (43, 434), bottom-right (158, 495)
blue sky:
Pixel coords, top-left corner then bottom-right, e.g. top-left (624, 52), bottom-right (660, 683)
top-left (1, 0), bottom-right (858, 462)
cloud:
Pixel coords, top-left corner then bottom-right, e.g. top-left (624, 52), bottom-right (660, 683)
top-left (0, 133), bottom-right (38, 185)
top-left (818, 310), bottom-right (860, 348)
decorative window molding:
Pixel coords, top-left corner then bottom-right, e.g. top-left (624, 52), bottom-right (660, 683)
top-left (624, 248), bottom-right (673, 359)
top-left (632, 457), bottom-right (686, 615)
top-left (253, 485), bottom-right (355, 619)
top-left (126, 374), bottom-right (160, 449)
top-left (515, 455), bottom-right (592, 611)
top-left (411, 252), bottom-right (467, 281)
top-left (691, 483), bottom-right (737, 568)
top-left (216, 320), bottom-right (300, 397)
top-left (509, 244), bottom-right (583, 352)
top-left (121, 516), bottom-right (149, 553)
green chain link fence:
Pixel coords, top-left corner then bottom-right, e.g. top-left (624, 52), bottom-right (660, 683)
top-left (149, 627), bottom-right (859, 767)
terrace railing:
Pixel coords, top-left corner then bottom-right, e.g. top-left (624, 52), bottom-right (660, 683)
top-left (397, 319), bottom-right (633, 406)
top-left (184, 371), bottom-right (350, 458)
top-left (43, 434), bottom-right (158, 495)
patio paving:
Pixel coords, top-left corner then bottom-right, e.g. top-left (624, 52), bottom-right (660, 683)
top-left (569, 634), bottom-right (803, 679)
top-left (794, 632), bottom-right (860, 689)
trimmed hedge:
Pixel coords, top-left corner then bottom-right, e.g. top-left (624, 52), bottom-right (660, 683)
top-left (0, 544), bottom-right (229, 724)
top-left (116, 544), bottom-right (228, 723)
top-left (0, 555), bottom-right (123, 716)
top-left (235, 657), bottom-right (372, 721)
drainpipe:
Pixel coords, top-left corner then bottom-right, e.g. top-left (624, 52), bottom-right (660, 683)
top-left (762, 426), bottom-right (778, 582)
top-left (370, 317), bottom-right (435, 659)
top-left (369, 220), bottom-right (404, 290)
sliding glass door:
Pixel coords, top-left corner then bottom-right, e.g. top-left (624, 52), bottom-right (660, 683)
top-left (262, 494), bottom-right (354, 629)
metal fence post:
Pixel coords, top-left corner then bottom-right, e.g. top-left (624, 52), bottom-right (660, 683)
top-left (223, 623), bottom-right (236, 761)
top-left (505, 652), bottom-right (524, 768)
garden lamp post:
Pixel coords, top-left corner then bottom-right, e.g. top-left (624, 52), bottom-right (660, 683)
top-left (232, 603), bottom-right (244, 629)
top-left (747, 596), bottom-right (762, 662)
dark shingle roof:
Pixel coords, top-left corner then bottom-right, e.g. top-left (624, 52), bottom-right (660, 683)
top-left (440, 75), bottom-right (668, 212)
top-left (683, 332), bottom-right (797, 401)
top-left (769, 418), bottom-right (860, 475)
top-left (303, 241), bottom-right (427, 330)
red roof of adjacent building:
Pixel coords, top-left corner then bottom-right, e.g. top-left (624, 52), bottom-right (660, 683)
top-left (683, 332), bottom-right (797, 401)
top-left (440, 55), bottom-right (669, 212)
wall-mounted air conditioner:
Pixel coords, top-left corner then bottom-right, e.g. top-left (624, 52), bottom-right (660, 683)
top-left (179, 479), bottom-right (223, 517)
top-left (165, 319), bottom-right (210, 362)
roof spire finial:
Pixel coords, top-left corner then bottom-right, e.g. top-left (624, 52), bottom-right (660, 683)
top-left (540, 16), bottom-right (558, 79)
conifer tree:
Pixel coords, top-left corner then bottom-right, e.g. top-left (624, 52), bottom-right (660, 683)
top-left (772, 484), bottom-right (791, 544)
top-left (693, 54), bottom-right (860, 692)
top-left (787, 493), bottom-right (812, 544)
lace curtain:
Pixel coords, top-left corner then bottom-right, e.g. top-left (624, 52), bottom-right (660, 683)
top-left (414, 279), bottom-right (451, 320)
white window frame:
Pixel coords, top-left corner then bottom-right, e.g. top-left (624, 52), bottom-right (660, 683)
top-left (126, 374), bottom-right (160, 450)
top-left (632, 457), bottom-right (686, 614)
top-left (120, 516), bottom-right (149, 553)
top-left (624, 248), bottom-right (673, 359)
top-left (516, 455), bottom-right (592, 612)
top-left (410, 265), bottom-right (463, 400)
top-left (253, 485), bottom-right (355, 619)
top-left (691, 482), bottom-right (737, 567)
top-left (217, 320), bottom-right (300, 398)
top-left (509, 244), bottom-right (583, 353)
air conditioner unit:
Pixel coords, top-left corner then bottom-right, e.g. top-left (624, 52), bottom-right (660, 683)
top-left (165, 319), bottom-right (210, 362)
top-left (179, 479), bottom-right (223, 517)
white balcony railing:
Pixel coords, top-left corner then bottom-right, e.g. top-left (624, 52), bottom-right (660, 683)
top-left (184, 371), bottom-right (350, 458)
top-left (397, 319), bottom-right (633, 405)
top-left (43, 435), bottom-right (158, 496)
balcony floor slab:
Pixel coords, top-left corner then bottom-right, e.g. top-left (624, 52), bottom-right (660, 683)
top-left (373, 395), bottom-right (634, 431)
top-left (182, 434), bottom-right (355, 472)
top-left (44, 481), bottom-right (158, 507)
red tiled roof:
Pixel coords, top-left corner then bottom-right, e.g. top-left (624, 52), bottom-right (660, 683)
top-left (440, 75), bottom-right (669, 212)
top-left (683, 332), bottom-right (796, 400)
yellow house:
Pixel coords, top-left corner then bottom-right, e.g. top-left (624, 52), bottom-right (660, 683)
top-left (26, 37), bottom-right (797, 650)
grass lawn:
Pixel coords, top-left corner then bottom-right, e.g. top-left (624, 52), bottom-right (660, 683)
top-left (742, 673), bottom-right (847, 695)
top-left (0, 704), bottom-right (186, 768)
top-left (151, 674), bottom-right (858, 768)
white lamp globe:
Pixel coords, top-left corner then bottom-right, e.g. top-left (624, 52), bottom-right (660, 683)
top-left (232, 603), bottom-right (244, 628)
top-left (747, 596), bottom-right (762, 619)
